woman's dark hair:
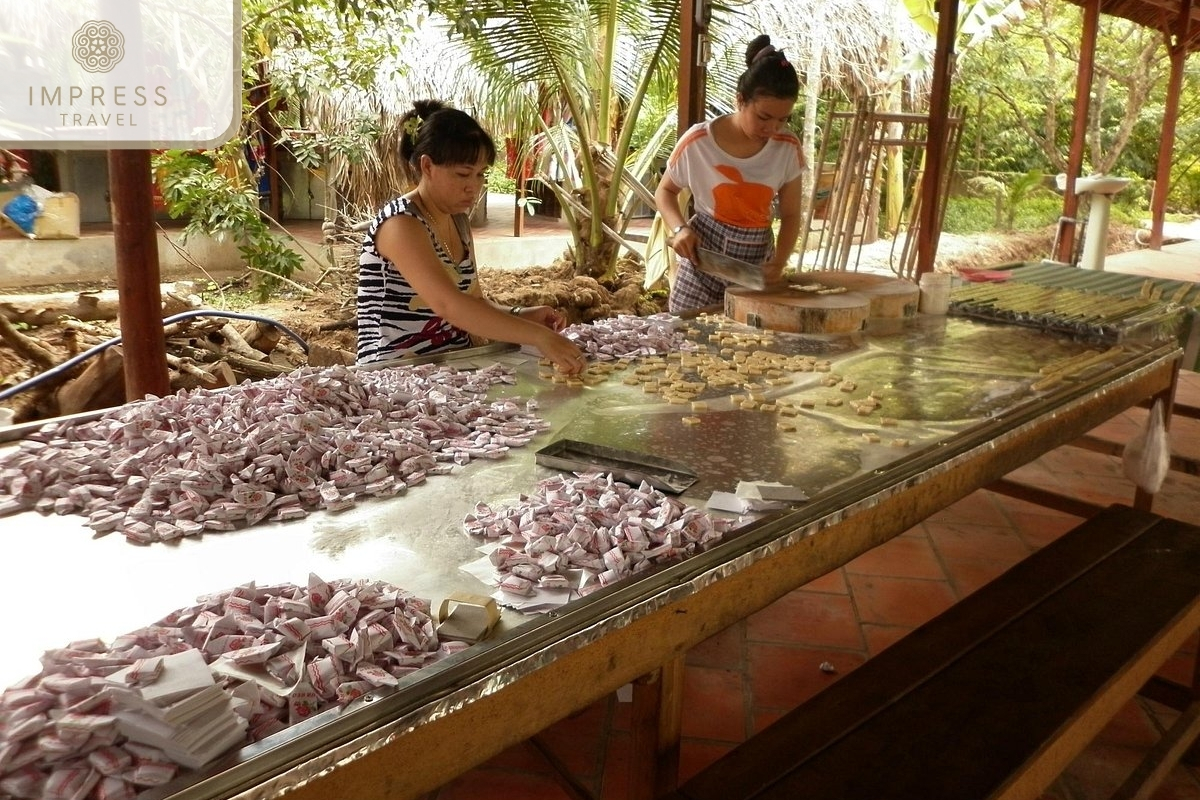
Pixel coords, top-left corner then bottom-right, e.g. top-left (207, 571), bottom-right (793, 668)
top-left (399, 99), bottom-right (497, 183)
top-left (736, 34), bottom-right (799, 103)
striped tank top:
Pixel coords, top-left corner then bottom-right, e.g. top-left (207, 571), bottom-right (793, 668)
top-left (356, 195), bottom-right (475, 365)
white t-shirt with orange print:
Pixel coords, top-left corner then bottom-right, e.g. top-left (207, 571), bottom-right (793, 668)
top-left (664, 119), bottom-right (804, 229)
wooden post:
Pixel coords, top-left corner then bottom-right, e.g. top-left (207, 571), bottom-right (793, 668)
top-left (915, 0), bottom-right (957, 277)
top-left (629, 657), bottom-right (685, 799)
top-left (1053, 0), bottom-right (1100, 265)
top-left (677, 0), bottom-right (709, 136)
top-left (1148, 0), bottom-right (1192, 250)
top-left (108, 149), bottom-right (169, 400)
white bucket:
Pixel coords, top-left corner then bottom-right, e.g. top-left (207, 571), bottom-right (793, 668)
top-left (918, 272), bottom-right (952, 315)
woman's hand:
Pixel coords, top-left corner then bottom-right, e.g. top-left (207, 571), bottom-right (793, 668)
top-left (669, 224), bottom-right (699, 263)
top-left (761, 259), bottom-right (788, 289)
top-left (534, 328), bottom-right (587, 375)
top-left (520, 304), bottom-right (569, 332)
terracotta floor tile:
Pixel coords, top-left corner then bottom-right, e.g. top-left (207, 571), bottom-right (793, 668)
top-left (845, 573), bottom-right (958, 628)
top-left (861, 623), bottom-right (913, 656)
top-left (751, 707), bottom-right (785, 735)
top-left (686, 622), bottom-right (745, 671)
top-left (939, 554), bottom-right (1022, 598)
top-left (598, 731), bottom-right (630, 800)
top-left (1155, 648), bottom-right (1197, 687)
top-left (991, 500), bottom-right (1082, 550)
top-left (925, 490), bottom-right (1005, 525)
top-left (745, 589), bottom-right (863, 650)
top-left (1092, 700), bottom-right (1162, 750)
top-left (677, 741), bottom-right (735, 784)
top-left (746, 642), bottom-right (866, 710)
top-left (681, 667), bottom-right (747, 743)
top-left (1054, 741), bottom-right (1144, 799)
top-left (479, 741), bottom-right (554, 774)
top-left (536, 701), bottom-right (609, 779)
top-left (801, 567), bottom-right (849, 595)
top-left (844, 533), bottom-right (945, 580)
top-left (926, 518), bottom-right (1030, 562)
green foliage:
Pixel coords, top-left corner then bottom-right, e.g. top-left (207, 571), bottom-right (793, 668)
top-left (288, 117), bottom-right (383, 171)
top-left (154, 149), bottom-right (302, 302)
top-left (941, 197), bottom-right (998, 234)
top-left (942, 192), bottom-right (1062, 234)
top-left (487, 172), bottom-right (517, 195)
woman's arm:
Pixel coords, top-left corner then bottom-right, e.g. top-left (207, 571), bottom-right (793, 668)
top-left (763, 175), bottom-right (804, 283)
top-left (374, 215), bottom-right (584, 372)
top-left (655, 172), bottom-right (699, 263)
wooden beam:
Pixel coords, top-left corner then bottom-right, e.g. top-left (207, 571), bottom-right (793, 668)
top-left (1054, 0), bottom-right (1101, 264)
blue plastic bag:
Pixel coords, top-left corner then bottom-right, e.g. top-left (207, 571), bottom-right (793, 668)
top-left (2, 194), bottom-right (39, 235)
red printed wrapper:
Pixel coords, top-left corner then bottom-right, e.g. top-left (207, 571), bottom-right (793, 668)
top-left (288, 681), bottom-right (319, 726)
top-left (335, 680), bottom-right (371, 703)
top-left (306, 657), bottom-right (339, 700)
top-left (0, 765), bottom-right (46, 798)
top-left (123, 657), bottom-right (165, 687)
top-left (124, 761), bottom-right (177, 787)
top-left (95, 776), bottom-right (136, 800)
top-left (355, 664), bottom-right (398, 688)
top-left (87, 746), bottom-right (133, 777)
top-left (45, 765), bottom-right (100, 800)
top-left (222, 641), bottom-right (283, 666)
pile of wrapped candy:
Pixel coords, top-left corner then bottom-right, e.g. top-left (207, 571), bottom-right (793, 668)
top-left (464, 472), bottom-right (738, 596)
top-left (0, 575), bottom-right (451, 800)
top-left (561, 313), bottom-right (696, 360)
top-left (0, 363), bottom-right (547, 543)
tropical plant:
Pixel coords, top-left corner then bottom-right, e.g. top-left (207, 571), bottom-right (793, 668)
top-left (148, 0), bottom-right (430, 299)
top-left (964, 169), bottom-right (1053, 230)
top-left (436, 0), bottom-right (682, 279)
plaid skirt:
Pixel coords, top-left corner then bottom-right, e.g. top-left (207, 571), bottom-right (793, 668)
top-left (669, 213), bottom-right (773, 314)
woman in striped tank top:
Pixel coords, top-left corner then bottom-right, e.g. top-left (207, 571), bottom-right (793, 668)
top-left (357, 100), bottom-right (584, 374)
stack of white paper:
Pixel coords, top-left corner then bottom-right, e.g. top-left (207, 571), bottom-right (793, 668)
top-left (104, 649), bottom-right (247, 770)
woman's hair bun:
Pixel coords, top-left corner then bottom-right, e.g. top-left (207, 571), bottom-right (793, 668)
top-left (745, 34), bottom-right (774, 66)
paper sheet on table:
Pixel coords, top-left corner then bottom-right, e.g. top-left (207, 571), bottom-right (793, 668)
top-left (211, 646), bottom-right (305, 697)
top-left (461, 553), bottom-right (501, 585)
top-left (736, 481), bottom-right (809, 503)
top-left (707, 481), bottom-right (801, 513)
top-left (491, 586), bottom-right (574, 613)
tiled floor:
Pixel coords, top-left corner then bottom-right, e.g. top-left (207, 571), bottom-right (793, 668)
top-left (429, 371), bottom-right (1200, 800)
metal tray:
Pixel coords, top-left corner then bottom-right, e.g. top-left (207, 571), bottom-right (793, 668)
top-left (534, 439), bottom-right (699, 494)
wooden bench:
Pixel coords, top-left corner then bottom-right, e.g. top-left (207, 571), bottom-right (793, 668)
top-left (665, 505), bottom-right (1200, 800)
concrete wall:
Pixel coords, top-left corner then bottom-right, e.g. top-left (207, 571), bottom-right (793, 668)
top-left (0, 230), bottom-right (327, 289)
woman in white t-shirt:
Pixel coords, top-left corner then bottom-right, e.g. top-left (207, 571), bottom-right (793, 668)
top-left (655, 34), bottom-right (805, 313)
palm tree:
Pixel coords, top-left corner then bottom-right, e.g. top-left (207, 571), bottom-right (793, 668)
top-left (444, 0), bottom-right (682, 279)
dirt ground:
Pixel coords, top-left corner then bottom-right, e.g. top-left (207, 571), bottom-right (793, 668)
top-left (0, 223), bottom-right (1141, 424)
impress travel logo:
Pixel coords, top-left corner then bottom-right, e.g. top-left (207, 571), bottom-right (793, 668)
top-left (1, 0), bottom-right (240, 148)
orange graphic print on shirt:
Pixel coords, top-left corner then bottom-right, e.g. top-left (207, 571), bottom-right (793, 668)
top-left (712, 165), bottom-right (774, 228)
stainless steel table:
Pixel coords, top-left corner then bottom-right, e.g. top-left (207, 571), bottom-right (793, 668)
top-left (0, 315), bottom-right (1182, 800)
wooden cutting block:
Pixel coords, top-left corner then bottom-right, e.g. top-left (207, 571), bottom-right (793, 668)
top-left (800, 271), bottom-right (920, 318)
top-left (724, 287), bottom-right (870, 333)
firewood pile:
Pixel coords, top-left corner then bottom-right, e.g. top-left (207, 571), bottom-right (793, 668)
top-left (0, 282), bottom-right (352, 425)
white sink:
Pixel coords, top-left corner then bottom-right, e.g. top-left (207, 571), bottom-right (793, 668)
top-left (1055, 173), bottom-right (1131, 195)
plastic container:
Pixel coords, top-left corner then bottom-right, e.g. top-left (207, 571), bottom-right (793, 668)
top-left (33, 192), bottom-right (81, 240)
top-left (918, 272), bottom-right (952, 315)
